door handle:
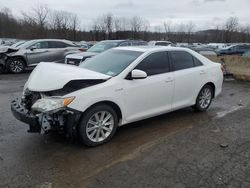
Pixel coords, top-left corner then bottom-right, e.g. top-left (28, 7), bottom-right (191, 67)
top-left (165, 77), bottom-right (173, 83)
top-left (200, 70), bottom-right (206, 75)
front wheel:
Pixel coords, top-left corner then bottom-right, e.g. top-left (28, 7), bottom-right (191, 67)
top-left (6, 58), bottom-right (26, 74)
top-left (78, 104), bottom-right (118, 147)
top-left (193, 85), bottom-right (213, 112)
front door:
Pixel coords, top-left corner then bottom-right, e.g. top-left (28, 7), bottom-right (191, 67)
top-left (123, 51), bottom-right (174, 123)
top-left (26, 41), bottom-right (54, 65)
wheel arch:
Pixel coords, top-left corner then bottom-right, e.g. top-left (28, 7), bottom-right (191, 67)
top-left (82, 100), bottom-right (123, 124)
top-left (7, 56), bottom-right (27, 66)
top-left (203, 82), bottom-right (215, 98)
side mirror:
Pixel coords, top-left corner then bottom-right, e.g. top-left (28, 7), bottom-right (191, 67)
top-left (30, 46), bottom-right (37, 51)
top-left (131, 69), bottom-right (147, 79)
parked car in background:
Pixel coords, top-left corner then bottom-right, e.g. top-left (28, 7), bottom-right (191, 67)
top-left (242, 51), bottom-right (250, 57)
top-left (148, 41), bottom-right (173, 46)
top-left (207, 43), bottom-right (228, 50)
top-left (0, 39), bottom-right (83, 73)
top-left (216, 44), bottom-right (250, 56)
top-left (11, 46), bottom-right (223, 146)
top-left (75, 41), bottom-right (94, 51)
top-left (65, 40), bottom-right (147, 66)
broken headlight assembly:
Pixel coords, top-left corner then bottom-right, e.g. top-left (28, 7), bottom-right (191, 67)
top-left (31, 96), bottom-right (75, 113)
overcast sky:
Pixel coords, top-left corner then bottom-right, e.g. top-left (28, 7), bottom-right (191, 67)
top-left (1, 0), bottom-right (250, 30)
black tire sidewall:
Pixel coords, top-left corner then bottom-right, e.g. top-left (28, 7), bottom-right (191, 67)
top-left (194, 85), bottom-right (213, 112)
top-left (6, 58), bottom-right (25, 74)
top-left (78, 104), bottom-right (118, 147)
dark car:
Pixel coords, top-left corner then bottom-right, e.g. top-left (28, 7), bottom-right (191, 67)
top-left (65, 40), bottom-right (148, 66)
top-left (242, 51), bottom-right (250, 57)
top-left (216, 44), bottom-right (250, 56)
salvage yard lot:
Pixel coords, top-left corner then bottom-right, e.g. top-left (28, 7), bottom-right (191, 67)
top-left (0, 73), bottom-right (250, 187)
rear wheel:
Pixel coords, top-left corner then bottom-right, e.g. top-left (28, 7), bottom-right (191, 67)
top-left (78, 104), bottom-right (118, 147)
top-left (6, 57), bottom-right (25, 74)
top-left (193, 85), bottom-right (213, 112)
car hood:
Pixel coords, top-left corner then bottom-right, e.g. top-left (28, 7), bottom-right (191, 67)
top-left (26, 62), bottom-right (111, 92)
top-left (0, 47), bottom-right (18, 54)
top-left (66, 52), bottom-right (98, 60)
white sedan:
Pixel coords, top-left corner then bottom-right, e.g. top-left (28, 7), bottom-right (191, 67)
top-left (11, 46), bottom-right (223, 146)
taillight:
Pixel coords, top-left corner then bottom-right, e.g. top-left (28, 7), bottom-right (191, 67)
top-left (79, 48), bottom-right (86, 52)
top-left (221, 63), bottom-right (226, 73)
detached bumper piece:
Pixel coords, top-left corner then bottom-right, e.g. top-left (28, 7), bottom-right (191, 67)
top-left (11, 98), bottom-right (40, 132)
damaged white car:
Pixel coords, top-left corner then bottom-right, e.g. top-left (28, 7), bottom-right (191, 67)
top-left (11, 46), bottom-right (223, 146)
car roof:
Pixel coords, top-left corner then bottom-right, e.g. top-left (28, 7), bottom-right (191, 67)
top-left (99, 40), bottom-right (146, 43)
top-left (115, 46), bottom-right (189, 53)
top-left (28, 39), bottom-right (73, 43)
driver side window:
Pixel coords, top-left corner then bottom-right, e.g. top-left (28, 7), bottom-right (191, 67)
top-left (135, 51), bottom-right (170, 76)
top-left (32, 41), bottom-right (49, 49)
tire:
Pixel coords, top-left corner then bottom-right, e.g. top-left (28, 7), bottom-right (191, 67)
top-left (78, 104), bottom-right (118, 147)
top-left (193, 85), bottom-right (213, 112)
top-left (6, 57), bottom-right (26, 74)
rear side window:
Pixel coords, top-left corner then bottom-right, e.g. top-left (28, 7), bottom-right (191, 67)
top-left (193, 57), bottom-right (203, 66)
top-left (239, 45), bottom-right (250, 50)
top-left (155, 42), bottom-right (171, 46)
top-left (119, 42), bottom-right (130, 47)
top-left (49, 41), bottom-right (71, 48)
top-left (136, 51), bottom-right (170, 76)
top-left (170, 51), bottom-right (197, 71)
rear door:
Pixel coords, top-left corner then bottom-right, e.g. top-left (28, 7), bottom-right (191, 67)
top-left (123, 51), bottom-right (174, 122)
top-left (47, 41), bottom-right (68, 62)
top-left (169, 51), bottom-right (208, 110)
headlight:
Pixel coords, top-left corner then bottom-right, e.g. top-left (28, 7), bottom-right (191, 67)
top-left (31, 96), bottom-right (75, 113)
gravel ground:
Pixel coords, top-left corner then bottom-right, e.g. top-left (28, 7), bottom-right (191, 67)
top-left (0, 72), bottom-right (250, 188)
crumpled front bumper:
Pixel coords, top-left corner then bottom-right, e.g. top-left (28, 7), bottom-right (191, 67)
top-left (11, 98), bottom-right (82, 137)
top-left (11, 98), bottom-right (40, 132)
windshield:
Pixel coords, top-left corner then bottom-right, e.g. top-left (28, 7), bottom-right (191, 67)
top-left (87, 41), bottom-right (121, 53)
top-left (80, 49), bottom-right (142, 76)
top-left (11, 41), bottom-right (25, 48)
top-left (15, 40), bottom-right (36, 49)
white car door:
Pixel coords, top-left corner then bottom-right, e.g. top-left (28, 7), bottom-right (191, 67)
top-left (123, 51), bottom-right (174, 123)
top-left (169, 51), bottom-right (208, 110)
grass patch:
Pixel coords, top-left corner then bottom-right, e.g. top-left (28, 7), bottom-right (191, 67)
top-left (205, 55), bottom-right (250, 81)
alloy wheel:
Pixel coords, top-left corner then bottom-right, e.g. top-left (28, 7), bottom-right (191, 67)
top-left (199, 88), bottom-right (212, 109)
top-left (9, 60), bottom-right (24, 73)
top-left (86, 111), bottom-right (114, 143)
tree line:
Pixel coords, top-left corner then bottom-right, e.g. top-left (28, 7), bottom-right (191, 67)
top-left (0, 4), bottom-right (250, 43)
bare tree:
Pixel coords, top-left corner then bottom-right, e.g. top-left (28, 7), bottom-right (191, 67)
top-left (22, 4), bottom-right (49, 37)
top-left (33, 4), bottom-right (49, 29)
top-left (163, 20), bottom-right (172, 40)
top-left (176, 23), bottom-right (186, 42)
top-left (186, 21), bottom-right (195, 42)
top-left (68, 13), bottom-right (80, 40)
top-left (114, 17), bottom-right (122, 32)
top-left (225, 17), bottom-right (239, 32)
top-left (224, 17), bottom-right (239, 42)
top-left (103, 13), bottom-right (113, 39)
top-left (130, 16), bottom-right (143, 38)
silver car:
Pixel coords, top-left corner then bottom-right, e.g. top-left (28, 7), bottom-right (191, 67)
top-left (0, 39), bottom-right (81, 73)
